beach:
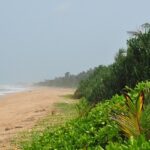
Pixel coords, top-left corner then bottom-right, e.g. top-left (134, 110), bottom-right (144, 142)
top-left (0, 87), bottom-right (74, 149)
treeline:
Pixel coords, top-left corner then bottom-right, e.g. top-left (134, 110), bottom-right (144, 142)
top-left (19, 23), bottom-right (150, 150)
top-left (75, 23), bottom-right (150, 103)
top-left (36, 69), bottom-right (93, 88)
top-left (21, 81), bottom-right (150, 149)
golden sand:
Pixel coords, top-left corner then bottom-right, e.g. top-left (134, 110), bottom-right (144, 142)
top-left (0, 87), bottom-right (74, 149)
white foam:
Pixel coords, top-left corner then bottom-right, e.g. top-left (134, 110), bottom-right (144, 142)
top-left (0, 85), bottom-right (29, 96)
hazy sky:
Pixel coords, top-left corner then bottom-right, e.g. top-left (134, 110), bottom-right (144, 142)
top-left (0, 0), bottom-right (150, 84)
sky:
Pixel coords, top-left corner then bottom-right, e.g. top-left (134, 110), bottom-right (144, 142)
top-left (0, 0), bottom-right (150, 84)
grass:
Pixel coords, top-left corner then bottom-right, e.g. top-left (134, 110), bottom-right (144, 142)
top-left (12, 82), bottom-right (150, 149)
top-left (59, 93), bottom-right (77, 100)
top-left (13, 96), bottom-right (79, 149)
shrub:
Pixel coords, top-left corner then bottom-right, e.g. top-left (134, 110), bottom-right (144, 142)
top-left (20, 81), bottom-right (150, 149)
top-left (106, 135), bottom-right (150, 150)
top-left (111, 91), bottom-right (144, 138)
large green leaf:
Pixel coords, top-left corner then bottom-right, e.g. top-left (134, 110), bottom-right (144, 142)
top-left (112, 92), bottom-right (144, 138)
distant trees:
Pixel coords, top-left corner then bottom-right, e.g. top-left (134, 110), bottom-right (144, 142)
top-left (36, 69), bottom-right (93, 88)
top-left (75, 23), bottom-right (150, 103)
top-left (37, 23), bottom-right (150, 103)
top-left (65, 72), bottom-right (70, 78)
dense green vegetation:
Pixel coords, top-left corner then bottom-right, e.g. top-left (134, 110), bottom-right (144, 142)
top-left (36, 70), bottom-right (93, 88)
top-left (18, 24), bottom-right (150, 149)
top-left (19, 81), bottom-right (150, 149)
top-left (74, 65), bottom-right (113, 102)
top-left (75, 24), bottom-right (150, 103)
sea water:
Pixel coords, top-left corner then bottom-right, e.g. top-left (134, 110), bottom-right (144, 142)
top-left (0, 85), bottom-right (28, 96)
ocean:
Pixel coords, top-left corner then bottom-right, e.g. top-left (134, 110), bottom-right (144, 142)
top-left (0, 85), bottom-right (28, 96)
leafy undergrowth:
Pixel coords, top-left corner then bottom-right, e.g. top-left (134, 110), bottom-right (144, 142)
top-left (14, 98), bottom-right (78, 150)
top-left (18, 96), bottom-right (122, 149)
top-left (19, 82), bottom-right (150, 149)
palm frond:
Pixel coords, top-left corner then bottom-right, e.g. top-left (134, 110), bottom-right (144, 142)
top-left (136, 91), bottom-right (144, 121)
top-left (111, 92), bottom-right (144, 138)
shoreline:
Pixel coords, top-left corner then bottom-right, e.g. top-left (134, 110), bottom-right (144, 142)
top-left (0, 87), bottom-right (74, 149)
top-left (0, 85), bottom-right (33, 98)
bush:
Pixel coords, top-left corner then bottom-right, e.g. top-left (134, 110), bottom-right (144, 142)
top-left (75, 26), bottom-right (150, 104)
top-left (20, 81), bottom-right (150, 149)
top-left (106, 136), bottom-right (150, 150)
top-left (20, 96), bottom-right (123, 149)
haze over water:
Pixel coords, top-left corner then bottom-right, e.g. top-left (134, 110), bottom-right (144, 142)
top-left (0, 0), bottom-right (150, 84)
top-left (0, 85), bottom-right (29, 96)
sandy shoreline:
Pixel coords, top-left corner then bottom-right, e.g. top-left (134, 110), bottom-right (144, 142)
top-left (0, 87), bottom-right (74, 149)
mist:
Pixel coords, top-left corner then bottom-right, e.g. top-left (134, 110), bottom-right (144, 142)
top-left (0, 0), bottom-right (150, 84)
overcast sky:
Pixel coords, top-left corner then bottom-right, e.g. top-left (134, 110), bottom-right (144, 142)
top-left (0, 0), bottom-right (150, 84)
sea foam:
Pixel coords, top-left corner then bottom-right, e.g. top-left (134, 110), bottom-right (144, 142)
top-left (0, 85), bottom-right (28, 96)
